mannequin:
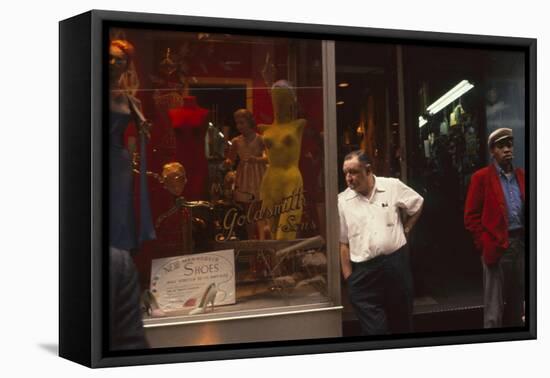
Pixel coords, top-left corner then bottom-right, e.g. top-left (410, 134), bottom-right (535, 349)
top-left (168, 95), bottom-right (210, 201)
top-left (132, 162), bottom-right (211, 292)
top-left (152, 162), bottom-right (211, 254)
top-left (109, 39), bottom-right (155, 251)
top-left (259, 80), bottom-right (306, 240)
top-left (224, 109), bottom-right (268, 239)
top-left (153, 161), bottom-right (191, 252)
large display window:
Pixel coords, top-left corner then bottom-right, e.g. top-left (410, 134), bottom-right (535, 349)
top-left (108, 26), bottom-right (340, 346)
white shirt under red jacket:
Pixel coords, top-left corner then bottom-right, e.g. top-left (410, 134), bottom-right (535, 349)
top-left (338, 176), bottom-right (424, 263)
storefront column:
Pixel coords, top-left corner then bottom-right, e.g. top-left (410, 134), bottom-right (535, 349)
top-left (322, 40), bottom-right (342, 309)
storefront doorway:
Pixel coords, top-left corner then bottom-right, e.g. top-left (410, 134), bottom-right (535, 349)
top-left (335, 41), bottom-right (526, 333)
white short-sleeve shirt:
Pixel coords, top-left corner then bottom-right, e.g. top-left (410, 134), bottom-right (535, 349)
top-left (338, 176), bottom-right (424, 262)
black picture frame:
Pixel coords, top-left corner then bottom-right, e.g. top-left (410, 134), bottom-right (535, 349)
top-left (59, 9), bottom-right (536, 368)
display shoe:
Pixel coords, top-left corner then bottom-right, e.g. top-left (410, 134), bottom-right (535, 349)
top-left (189, 283), bottom-right (217, 315)
top-left (142, 289), bottom-right (166, 317)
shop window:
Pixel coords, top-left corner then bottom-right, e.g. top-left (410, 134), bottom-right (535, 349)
top-left (108, 27), bottom-right (333, 340)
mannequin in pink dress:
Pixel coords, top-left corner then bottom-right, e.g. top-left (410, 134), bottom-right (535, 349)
top-left (224, 109), bottom-right (268, 239)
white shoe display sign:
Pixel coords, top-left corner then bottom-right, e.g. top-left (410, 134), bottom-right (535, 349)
top-left (151, 249), bottom-right (236, 314)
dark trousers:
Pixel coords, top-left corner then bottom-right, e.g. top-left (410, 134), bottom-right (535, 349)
top-left (110, 247), bottom-right (149, 350)
top-left (347, 245), bottom-right (413, 335)
top-left (482, 235), bottom-right (525, 328)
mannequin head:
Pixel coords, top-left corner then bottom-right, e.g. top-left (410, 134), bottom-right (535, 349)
top-left (271, 80), bottom-right (297, 123)
top-left (162, 162), bottom-right (187, 196)
top-left (109, 40), bottom-right (134, 87)
top-left (233, 109), bottom-right (256, 136)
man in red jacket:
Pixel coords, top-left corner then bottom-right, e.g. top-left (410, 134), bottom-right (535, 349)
top-left (464, 128), bottom-right (525, 328)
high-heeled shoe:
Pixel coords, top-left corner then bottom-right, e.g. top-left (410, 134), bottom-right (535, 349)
top-left (189, 283), bottom-right (217, 315)
top-left (141, 289), bottom-right (166, 317)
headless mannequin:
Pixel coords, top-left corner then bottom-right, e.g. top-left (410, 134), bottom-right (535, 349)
top-left (259, 81), bottom-right (306, 240)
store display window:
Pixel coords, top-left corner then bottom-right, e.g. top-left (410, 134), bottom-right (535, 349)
top-left (108, 27), bottom-right (335, 341)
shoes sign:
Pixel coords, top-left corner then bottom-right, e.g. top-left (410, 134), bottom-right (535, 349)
top-left (150, 249), bottom-right (236, 314)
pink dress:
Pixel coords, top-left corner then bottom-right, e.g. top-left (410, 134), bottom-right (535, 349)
top-left (227, 134), bottom-right (267, 203)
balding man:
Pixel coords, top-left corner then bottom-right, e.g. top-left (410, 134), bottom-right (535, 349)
top-left (338, 150), bottom-right (423, 335)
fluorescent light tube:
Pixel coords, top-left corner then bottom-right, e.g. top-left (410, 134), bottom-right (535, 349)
top-left (426, 80), bottom-right (474, 116)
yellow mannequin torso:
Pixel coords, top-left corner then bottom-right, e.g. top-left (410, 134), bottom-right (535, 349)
top-left (259, 118), bottom-right (306, 240)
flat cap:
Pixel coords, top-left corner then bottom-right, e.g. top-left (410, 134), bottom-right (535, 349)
top-left (488, 128), bottom-right (513, 147)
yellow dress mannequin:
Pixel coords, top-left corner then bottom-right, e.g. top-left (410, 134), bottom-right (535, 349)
top-left (259, 80), bottom-right (306, 240)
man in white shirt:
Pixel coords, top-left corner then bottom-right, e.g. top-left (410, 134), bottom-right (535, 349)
top-left (338, 150), bottom-right (424, 335)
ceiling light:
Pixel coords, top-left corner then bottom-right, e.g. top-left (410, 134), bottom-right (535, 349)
top-left (426, 80), bottom-right (474, 116)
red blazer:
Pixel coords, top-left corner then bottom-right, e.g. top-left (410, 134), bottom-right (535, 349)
top-left (464, 164), bottom-right (525, 265)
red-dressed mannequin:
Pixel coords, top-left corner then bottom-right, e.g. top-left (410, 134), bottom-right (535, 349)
top-left (168, 96), bottom-right (209, 200)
